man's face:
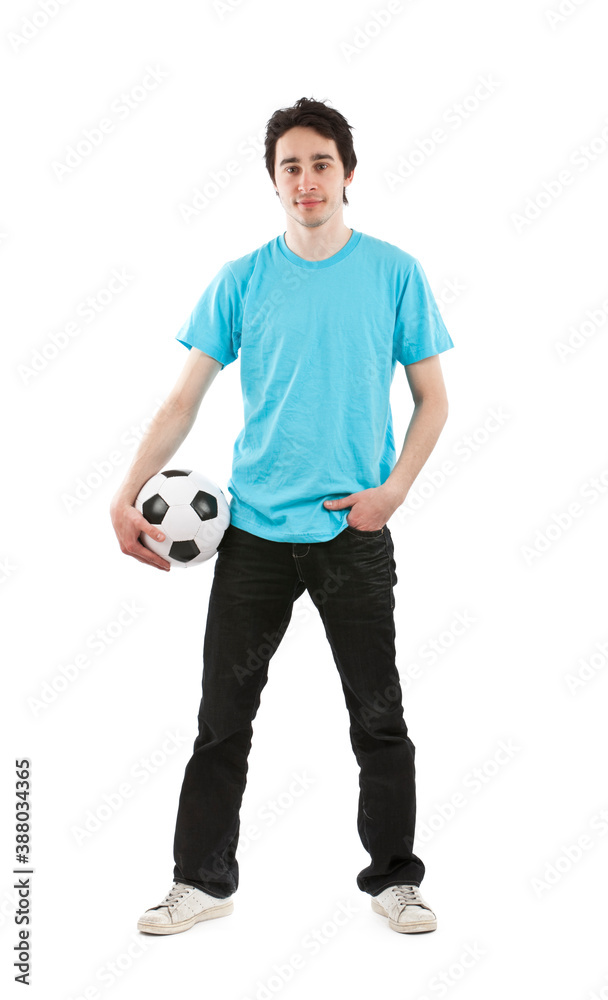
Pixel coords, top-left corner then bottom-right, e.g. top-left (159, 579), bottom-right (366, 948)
top-left (273, 126), bottom-right (354, 229)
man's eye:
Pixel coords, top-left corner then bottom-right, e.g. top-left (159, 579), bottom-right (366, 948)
top-left (286, 164), bottom-right (329, 173)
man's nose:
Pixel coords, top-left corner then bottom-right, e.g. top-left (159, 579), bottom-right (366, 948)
top-left (298, 171), bottom-right (317, 190)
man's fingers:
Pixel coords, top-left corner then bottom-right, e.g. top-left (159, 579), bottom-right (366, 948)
top-left (111, 502), bottom-right (170, 570)
top-left (125, 535), bottom-right (171, 570)
top-left (138, 515), bottom-right (165, 543)
top-left (133, 541), bottom-right (171, 571)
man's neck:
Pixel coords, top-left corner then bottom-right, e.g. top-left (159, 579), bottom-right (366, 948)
top-left (282, 220), bottom-right (353, 262)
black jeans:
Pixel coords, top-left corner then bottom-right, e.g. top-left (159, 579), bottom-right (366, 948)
top-left (172, 522), bottom-right (425, 897)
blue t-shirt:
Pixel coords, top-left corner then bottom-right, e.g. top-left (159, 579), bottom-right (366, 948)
top-left (175, 229), bottom-right (454, 543)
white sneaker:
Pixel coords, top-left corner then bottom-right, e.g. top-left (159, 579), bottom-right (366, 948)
top-left (371, 884), bottom-right (437, 933)
top-left (137, 882), bottom-right (234, 935)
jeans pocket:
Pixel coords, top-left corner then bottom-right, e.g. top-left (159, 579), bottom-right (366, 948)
top-left (345, 525), bottom-right (385, 537)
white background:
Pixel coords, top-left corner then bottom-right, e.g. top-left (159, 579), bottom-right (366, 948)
top-left (3, 0), bottom-right (608, 997)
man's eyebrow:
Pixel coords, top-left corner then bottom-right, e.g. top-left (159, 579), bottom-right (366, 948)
top-left (278, 153), bottom-right (336, 167)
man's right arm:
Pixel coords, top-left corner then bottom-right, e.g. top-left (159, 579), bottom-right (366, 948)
top-left (109, 348), bottom-right (223, 571)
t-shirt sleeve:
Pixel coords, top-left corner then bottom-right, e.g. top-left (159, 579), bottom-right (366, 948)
top-left (175, 261), bottom-right (242, 368)
top-left (393, 257), bottom-right (454, 366)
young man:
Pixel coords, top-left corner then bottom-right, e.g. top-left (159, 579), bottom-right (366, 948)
top-left (110, 97), bottom-right (454, 936)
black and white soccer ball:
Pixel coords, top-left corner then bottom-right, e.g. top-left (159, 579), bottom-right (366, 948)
top-left (135, 469), bottom-right (230, 568)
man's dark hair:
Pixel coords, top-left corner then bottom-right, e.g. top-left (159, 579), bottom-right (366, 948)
top-left (264, 97), bottom-right (357, 206)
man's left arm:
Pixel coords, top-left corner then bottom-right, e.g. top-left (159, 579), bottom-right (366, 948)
top-left (324, 354), bottom-right (449, 530)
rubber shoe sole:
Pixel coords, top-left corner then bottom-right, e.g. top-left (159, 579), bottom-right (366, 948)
top-left (371, 896), bottom-right (437, 933)
top-left (137, 898), bottom-right (234, 935)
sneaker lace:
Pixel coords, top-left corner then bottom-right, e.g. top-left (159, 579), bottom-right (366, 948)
top-left (390, 885), bottom-right (425, 908)
top-left (151, 883), bottom-right (191, 912)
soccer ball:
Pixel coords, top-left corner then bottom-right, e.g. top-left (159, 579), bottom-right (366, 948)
top-left (134, 469), bottom-right (230, 568)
